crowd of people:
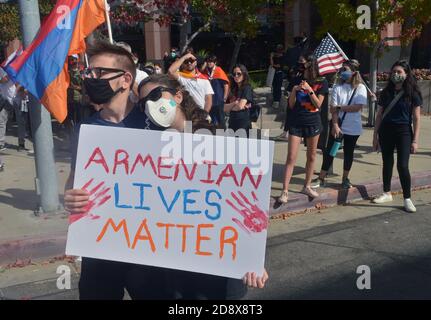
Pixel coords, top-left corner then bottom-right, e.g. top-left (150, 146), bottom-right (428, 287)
top-left (0, 37), bottom-right (423, 299)
top-left (266, 43), bottom-right (422, 214)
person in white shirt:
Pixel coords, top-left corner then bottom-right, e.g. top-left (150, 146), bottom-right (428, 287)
top-left (0, 69), bottom-right (17, 150)
top-left (168, 52), bottom-right (214, 113)
top-left (312, 59), bottom-right (368, 189)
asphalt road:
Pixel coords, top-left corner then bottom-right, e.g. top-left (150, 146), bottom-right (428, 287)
top-left (1, 190), bottom-right (431, 300)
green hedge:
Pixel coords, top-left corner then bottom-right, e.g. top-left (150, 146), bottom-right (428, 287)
top-left (248, 70), bottom-right (267, 89)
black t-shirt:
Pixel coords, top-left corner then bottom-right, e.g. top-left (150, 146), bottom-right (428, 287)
top-left (70, 104), bottom-right (162, 171)
top-left (289, 78), bottom-right (329, 127)
top-left (272, 54), bottom-right (285, 72)
top-left (229, 84), bottom-right (253, 117)
top-left (378, 89), bottom-right (422, 125)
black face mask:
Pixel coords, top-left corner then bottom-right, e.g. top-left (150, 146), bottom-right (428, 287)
top-left (84, 73), bottom-right (125, 105)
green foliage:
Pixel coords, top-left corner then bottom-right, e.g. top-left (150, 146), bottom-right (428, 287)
top-left (313, 0), bottom-right (431, 46)
top-left (0, 0), bottom-right (55, 45)
top-left (249, 69), bottom-right (267, 89)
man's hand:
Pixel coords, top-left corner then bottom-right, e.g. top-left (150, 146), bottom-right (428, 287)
top-left (64, 189), bottom-right (90, 214)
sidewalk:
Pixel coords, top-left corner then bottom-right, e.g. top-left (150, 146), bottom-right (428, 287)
top-left (0, 96), bottom-right (430, 264)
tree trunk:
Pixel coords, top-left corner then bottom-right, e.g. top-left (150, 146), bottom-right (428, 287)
top-left (179, 19), bottom-right (189, 54)
top-left (229, 36), bottom-right (243, 73)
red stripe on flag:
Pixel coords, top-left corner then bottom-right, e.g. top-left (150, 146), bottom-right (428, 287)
top-left (317, 54), bottom-right (344, 65)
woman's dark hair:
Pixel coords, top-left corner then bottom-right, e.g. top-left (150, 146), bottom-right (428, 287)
top-left (381, 59), bottom-right (422, 106)
top-left (231, 64), bottom-right (250, 97)
top-left (303, 54), bottom-right (319, 83)
top-left (139, 74), bottom-right (216, 133)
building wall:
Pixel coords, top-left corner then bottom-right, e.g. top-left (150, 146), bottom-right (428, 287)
top-left (144, 20), bottom-right (170, 63)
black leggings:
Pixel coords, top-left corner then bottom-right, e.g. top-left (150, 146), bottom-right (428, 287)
top-left (272, 71), bottom-right (283, 102)
top-left (379, 124), bottom-right (413, 199)
top-left (321, 133), bottom-right (360, 172)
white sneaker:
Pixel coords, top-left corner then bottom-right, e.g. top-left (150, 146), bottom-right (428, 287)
top-left (278, 191), bottom-right (289, 204)
top-left (372, 192), bottom-right (393, 204)
top-left (404, 198), bottom-right (416, 213)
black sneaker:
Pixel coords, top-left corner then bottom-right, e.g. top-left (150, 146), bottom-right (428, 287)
top-left (311, 178), bottom-right (326, 189)
top-left (342, 178), bottom-right (353, 189)
top-left (17, 143), bottom-right (26, 152)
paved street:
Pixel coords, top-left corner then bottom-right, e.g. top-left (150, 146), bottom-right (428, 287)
top-left (1, 189), bottom-right (430, 300)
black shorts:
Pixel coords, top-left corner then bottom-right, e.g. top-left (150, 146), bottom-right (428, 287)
top-left (289, 124), bottom-right (322, 138)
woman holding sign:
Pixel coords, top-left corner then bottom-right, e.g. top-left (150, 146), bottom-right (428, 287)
top-left (137, 74), bottom-right (269, 299)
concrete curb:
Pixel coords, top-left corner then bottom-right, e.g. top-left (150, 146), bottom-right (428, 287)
top-left (270, 170), bottom-right (431, 217)
top-left (1, 170), bottom-right (431, 265)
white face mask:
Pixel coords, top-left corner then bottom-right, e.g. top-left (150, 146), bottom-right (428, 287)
top-left (144, 98), bottom-right (177, 127)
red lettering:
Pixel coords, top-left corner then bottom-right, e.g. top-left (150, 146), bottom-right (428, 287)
top-left (200, 160), bottom-right (217, 184)
top-left (130, 154), bottom-right (157, 175)
top-left (215, 164), bottom-right (239, 187)
top-left (84, 147), bottom-right (109, 174)
top-left (173, 158), bottom-right (197, 181)
top-left (113, 149), bottom-right (129, 175)
top-left (240, 167), bottom-right (263, 189)
top-left (158, 157), bottom-right (173, 180)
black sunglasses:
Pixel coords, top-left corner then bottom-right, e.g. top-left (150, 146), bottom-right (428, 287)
top-left (184, 58), bottom-right (196, 65)
top-left (83, 67), bottom-right (126, 79)
top-left (233, 72), bottom-right (243, 77)
top-left (138, 86), bottom-right (177, 108)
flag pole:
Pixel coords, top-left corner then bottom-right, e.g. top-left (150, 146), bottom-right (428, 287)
top-left (326, 32), bottom-right (375, 97)
top-left (104, 0), bottom-right (114, 44)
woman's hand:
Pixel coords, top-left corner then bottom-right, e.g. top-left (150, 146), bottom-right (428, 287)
top-left (64, 189), bottom-right (90, 214)
top-left (372, 136), bottom-right (380, 152)
top-left (300, 80), bottom-right (313, 92)
top-left (243, 269), bottom-right (269, 289)
top-left (332, 124), bottom-right (342, 138)
top-left (411, 142), bottom-right (419, 154)
top-left (330, 105), bottom-right (339, 114)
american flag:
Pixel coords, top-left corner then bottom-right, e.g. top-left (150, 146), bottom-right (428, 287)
top-left (314, 36), bottom-right (346, 75)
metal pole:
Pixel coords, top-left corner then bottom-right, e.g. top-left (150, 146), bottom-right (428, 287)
top-left (367, 0), bottom-right (379, 127)
top-left (104, 0), bottom-right (114, 44)
top-left (18, 0), bottom-right (60, 214)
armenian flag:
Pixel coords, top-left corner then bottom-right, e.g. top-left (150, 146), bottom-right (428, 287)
top-left (4, 0), bottom-right (106, 122)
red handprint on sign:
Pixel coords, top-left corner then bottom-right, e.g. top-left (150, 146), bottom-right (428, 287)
top-left (69, 178), bottom-right (111, 225)
top-left (225, 191), bottom-right (269, 234)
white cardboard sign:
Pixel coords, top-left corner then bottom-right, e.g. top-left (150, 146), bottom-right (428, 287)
top-left (66, 125), bottom-right (274, 279)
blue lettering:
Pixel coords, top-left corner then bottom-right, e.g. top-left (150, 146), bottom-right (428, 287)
top-left (158, 187), bottom-right (181, 213)
top-left (183, 189), bottom-right (201, 215)
top-left (114, 183), bottom-right (132, 209)
top-left (133, 183), bottom-right (152, 210)
top-left (204, 190), bottom-right (222, 220)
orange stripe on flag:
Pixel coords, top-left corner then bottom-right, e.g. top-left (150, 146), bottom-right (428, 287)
top-left (41, 63), bottom-right (69, 123)
top-left (69, 0), bottom-right (106, 55)
top-left (45, 0), bottom-right (106, 122)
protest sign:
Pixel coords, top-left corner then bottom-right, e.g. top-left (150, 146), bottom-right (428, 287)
top-left (66, 125), bottom-right (274, 279)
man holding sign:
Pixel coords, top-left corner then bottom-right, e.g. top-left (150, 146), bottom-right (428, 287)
top-left (65, 44), bottom-right (270, 299)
